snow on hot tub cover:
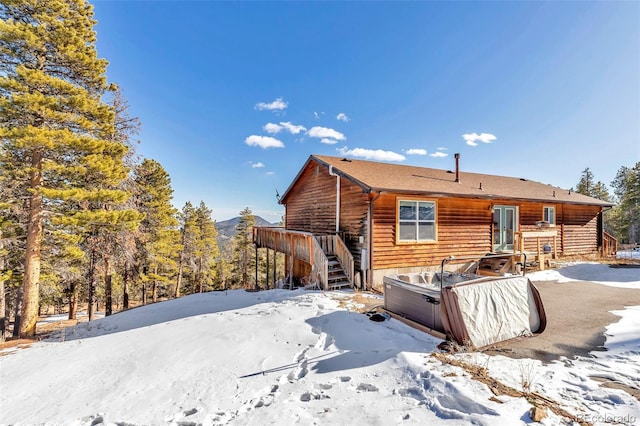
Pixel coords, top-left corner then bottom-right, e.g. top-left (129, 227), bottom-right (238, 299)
top-left (440, 276), bottom-right (546, 348)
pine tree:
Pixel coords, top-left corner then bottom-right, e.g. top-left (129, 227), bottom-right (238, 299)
top-left (231, 207), bottom-right (256, 289)
top-left (0, 0), bottom-right (135, 336)
top-left (133, 159), bottom-right (179, 303)
top-left (193, 201), bottom-right (219, 293)
top-left (0, 204), bottom-right (22, 340)
top-left (576, 168), bottom-right (595, 196)
top-left (611, 163), bottom-right (640, 244)
top-left (176, 202), bottom-right (197, 297)
top-left (576, 168), bottom-right (611, 201)
top-left (88, 86), bottom-right (142, 317)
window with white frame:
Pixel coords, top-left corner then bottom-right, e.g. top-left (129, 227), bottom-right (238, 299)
top-left (398, 200), bottom-right (436, 242)
top-left (543, 206), bottom-right (556, 226)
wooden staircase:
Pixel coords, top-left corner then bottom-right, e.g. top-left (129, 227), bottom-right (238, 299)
top-left (327, 255), bottom-right (352, 289)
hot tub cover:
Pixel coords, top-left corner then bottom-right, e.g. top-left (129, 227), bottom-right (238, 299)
top-left (440, 276), bottom-right (546, 348)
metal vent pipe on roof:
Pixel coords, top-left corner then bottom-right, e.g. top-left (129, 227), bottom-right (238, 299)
top-left (454, 153), bottom-right (460, 183)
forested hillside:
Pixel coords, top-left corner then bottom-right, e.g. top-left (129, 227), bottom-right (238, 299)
top-left (0, 1), bottom-right (283, 340)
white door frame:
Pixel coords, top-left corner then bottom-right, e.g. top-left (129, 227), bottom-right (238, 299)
top-left (493, 205), bottom-right (518, 252)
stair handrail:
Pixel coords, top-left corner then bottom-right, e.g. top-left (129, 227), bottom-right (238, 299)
top-left (315, 234), bottom-right (354, 288)
top-left (332, 235), bottom-right (354, 287)
top-left (602, 231), bottom-right (618, 257)
top-left (310, 236), bottom-right (329, 290)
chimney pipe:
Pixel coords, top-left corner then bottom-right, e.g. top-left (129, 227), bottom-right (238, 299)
top-left (454, 153), bottom-right (460, 183)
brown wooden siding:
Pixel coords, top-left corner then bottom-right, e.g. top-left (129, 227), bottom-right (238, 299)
top-left (286, 163), bottom-right (338, 234)
top-left (371, 196), bottom-right (602, 270)
top-left (371, 194), bottom-right (493, 269)
top-left (284, 162), bottom-right (369, 271)
top-left (337, 179), bottom-right (368, 272)
top-left (518, 202), bottom-right (560, 253)
top-left (560, 204), bottom-right (600, 255)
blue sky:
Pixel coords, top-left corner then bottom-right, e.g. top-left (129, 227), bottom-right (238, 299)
top-left (92, 1), bottom-right (639, 223)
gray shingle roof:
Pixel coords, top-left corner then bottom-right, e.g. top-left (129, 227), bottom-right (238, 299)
top-left (283, 155), bottom-right (612, 207)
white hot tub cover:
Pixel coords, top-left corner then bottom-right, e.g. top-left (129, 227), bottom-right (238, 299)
top-left (440, 276), bottom-right (546, 349)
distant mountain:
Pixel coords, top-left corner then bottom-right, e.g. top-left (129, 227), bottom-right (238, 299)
top-left (216, 215), bottom-right (278, 245)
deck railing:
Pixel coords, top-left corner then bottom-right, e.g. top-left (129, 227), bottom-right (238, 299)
top-left (253, 227), bottom-right (354, 290)
top-left (315, 234), bottom-right (355, 286)
top-left (253, 227), bottom-right (328, 289)
top-left (602, 231), bottom-right (618, 257)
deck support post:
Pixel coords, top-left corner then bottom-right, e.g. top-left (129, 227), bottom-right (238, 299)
top-left (255, 245), bottom-right (259, 291)
top-left (289, 235), bottom-right (294, 288)
top-left (266, 248), bottom-right (270, 290)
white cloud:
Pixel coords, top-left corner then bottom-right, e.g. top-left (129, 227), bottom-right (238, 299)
top-left (321, 138), bottom-right (338, 145)
top-left (337, 147), bottom-right (406, 162)
top-left (255, 97), bottom-right (288, 111)
top-left (462, 132), bottom-right (496, 147)
top-left (307, 126), bottom-right (346, 141)
top-left (263, 121), bottom-right (306, 135)
top-left (251, 162), bottom-right (265, 168)
top-left (266, 171), bottom-right (275, 175)
top-left (314, 112), bottom-right (320, 119)
top-left (263, 123), bottom-right (283, 134)
top-left (279, 122), bottom-right (306, 134)
top-left (430, 151), bottom-right (448, 158)
top-left (336, 112), bottom-right (350, 122)
top-left (245, 135), bottom-right (285, 149)
top-left (406, 148), bottom-right (427, 155)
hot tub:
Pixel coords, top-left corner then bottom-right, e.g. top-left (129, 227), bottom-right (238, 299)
top-left (383, 271), bottom-right (546, 348)
top-left (383, 272), bottom-right (480, 332)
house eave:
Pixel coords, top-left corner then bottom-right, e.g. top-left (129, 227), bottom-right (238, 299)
top-left (367, 187), bottom-right (614, 207)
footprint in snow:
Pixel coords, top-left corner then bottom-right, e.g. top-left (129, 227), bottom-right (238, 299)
top-left (314, 383), bottom-right (333, 390)
top-left (396, 387), bottom-right (424, 401)
top-left (80, 414), bottom-right (104, 426)
top-left (211, 411), bottom-right (235, 424)
top-left (356, 383), bottom-right (379, 392)
top-left (300, 391), bottom-right (330, 402)
top-left (239, 384), bottom-right (280, 412)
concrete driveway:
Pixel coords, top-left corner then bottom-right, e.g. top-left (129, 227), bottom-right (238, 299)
top-left (488, 278), bottom-right (640, 363)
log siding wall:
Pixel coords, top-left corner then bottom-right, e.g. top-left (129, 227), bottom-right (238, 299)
top-left (372, 194), bottom-right (493, 270)
top-left (286, 163), bottom-right (338, 234)
top-left (371, 195), bottom-right (602, 271)
top-left (284, 162), bottom-right (368, 271)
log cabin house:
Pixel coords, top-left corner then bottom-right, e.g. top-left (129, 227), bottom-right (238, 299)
top-left (253, 154), bottom-right (616, 292)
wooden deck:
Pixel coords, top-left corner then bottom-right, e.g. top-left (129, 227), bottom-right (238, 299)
top-left (253, 227), bottom-right (354, 290)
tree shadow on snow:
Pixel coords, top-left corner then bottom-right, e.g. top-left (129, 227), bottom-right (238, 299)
top-left (302, 311), bottom-right (440, 374)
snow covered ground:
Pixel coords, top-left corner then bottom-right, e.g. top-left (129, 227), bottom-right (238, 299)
top-left (1, 262), bottom-right (639, 426)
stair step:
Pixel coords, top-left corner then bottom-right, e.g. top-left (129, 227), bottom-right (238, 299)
top-left (328, 273), bottom-right (348, 281)
top-left (329, 280), bottom-right (352, 289)
top-left (321, 251), bottom-right (351, 289)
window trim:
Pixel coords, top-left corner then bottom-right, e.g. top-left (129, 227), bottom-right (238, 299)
top-left (543, 205), bottom-right (556, 226)
top-left (396, 198), bottom-right (438, 244)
